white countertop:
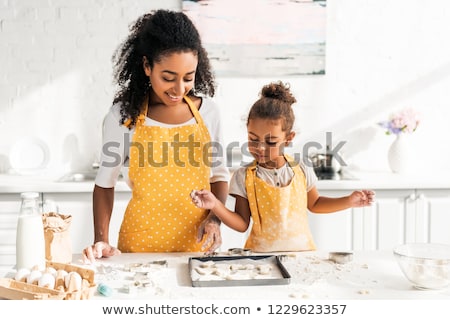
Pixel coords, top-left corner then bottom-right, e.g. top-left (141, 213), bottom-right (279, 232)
top-left (0, 174), bottom-right (132, 193)
top-left (316, 170), bottom-right (450, 190)
top-left (1, 169), bottom-right (450, 193)
top-left (3, 251), bottom-right (448, 300)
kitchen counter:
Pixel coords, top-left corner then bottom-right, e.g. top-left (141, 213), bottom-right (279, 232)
top-left (1, 170), bottom-right (450, 193)
top-left (3, 250), bottom-right (446, 300)
top-left (0, 174), bottom-right (131, 193)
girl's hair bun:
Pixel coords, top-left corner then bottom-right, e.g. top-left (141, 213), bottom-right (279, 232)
top-left (260, 81), bottom-right (296, 105)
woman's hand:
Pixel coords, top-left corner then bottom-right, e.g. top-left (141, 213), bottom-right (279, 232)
top-left (197, 214), bottom-right (222, 255)
top-left (82, 241), bottom-right (121, 264)
top-left (349, 190), bottom-right (376, 207)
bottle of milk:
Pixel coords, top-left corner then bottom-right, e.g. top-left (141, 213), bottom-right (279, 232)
top-left (15, 192), bottom-right (46, 270)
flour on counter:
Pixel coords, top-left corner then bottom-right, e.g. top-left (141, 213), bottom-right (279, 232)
top-left (93, 261), bottom-right (169, 297)
top-left (281, 252), bottom-right (376, 298)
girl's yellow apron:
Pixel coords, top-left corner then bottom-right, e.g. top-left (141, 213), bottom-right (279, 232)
top-left (244, 155), bottom-right (316, 252)
top-left (118, 96), bottom-right (211, 252)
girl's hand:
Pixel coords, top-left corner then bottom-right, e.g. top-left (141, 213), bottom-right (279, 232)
top-left (82, 241), bottom-right (121, 264)
top-left (350, 190), bottom-right (376, 207)
top-left (190, 189), bottom-right (218, 210)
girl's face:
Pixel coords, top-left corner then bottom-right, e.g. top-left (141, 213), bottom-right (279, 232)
top-left (247, 118), bottom-right (294, 168)
top-left (144, 51), bottom-right (198, 106)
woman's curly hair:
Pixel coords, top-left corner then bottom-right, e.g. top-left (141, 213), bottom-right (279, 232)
top-left (247, 81), bottom-right (297, 132)
top-left (112, 9), bottom-right (216, 127)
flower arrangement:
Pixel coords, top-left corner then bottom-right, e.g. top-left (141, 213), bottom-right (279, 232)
top-left (379, 108), bottom-right (420, 135)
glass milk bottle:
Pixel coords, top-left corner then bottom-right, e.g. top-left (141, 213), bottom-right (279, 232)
top-left (15, 192), bottom-right (46, 270)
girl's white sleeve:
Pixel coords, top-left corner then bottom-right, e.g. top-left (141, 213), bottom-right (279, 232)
top-left (228, 168), bottom-right (247, 199)
top-left (299, 159), bottom-right (318, 191)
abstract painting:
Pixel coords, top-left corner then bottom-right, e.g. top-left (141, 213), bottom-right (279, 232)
top-left (182, 0), bottom-right (326, 77)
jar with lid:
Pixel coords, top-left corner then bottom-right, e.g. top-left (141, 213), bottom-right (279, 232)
top-left (15, 192), bottom-right (46, 270)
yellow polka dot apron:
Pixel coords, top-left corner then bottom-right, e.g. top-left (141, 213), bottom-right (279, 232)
top-left (244, 155), bottom-right (316, 252)
top-left (118, 96), bottom-right (211, 252)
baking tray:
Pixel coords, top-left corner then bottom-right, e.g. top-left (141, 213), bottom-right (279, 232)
top-left (189, 255), bottom-right (291, 287)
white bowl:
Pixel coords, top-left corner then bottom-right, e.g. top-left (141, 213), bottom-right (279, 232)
top-left (393, 243), bottom-right (450, 290)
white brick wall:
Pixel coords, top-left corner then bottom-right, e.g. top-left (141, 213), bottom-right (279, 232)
top-left (1, 0), bottom-right (450, 175)
top-left (0, 0), bottom-right (179, 175)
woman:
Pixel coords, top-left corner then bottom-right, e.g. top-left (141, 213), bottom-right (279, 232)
top-left (83, 10), bottom-right (229, 263)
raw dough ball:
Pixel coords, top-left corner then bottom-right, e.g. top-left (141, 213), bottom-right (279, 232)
top-left (195, 266), bottom-right (213, 275)
top-left (200, 260), bottom-right (215, 268)
top-left (230, 264), bottom-right (246, 271)
top-left (212, 267), bottom-right (229, 278)
top-left (257, 264), bottom-right (272, 275)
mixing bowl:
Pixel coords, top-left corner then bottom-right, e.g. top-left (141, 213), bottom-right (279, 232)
top-left (393, 243), bottom-right (450, 290)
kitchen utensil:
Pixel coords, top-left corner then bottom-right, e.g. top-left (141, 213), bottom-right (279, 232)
top-left (329, 252), bottom-right (353, 264)
top-left (228, 248), bottom-right (252, 256)
top-left (393, 243), bottom-right (450, 290)
top-left (309, 150), bottom-right (341, 180)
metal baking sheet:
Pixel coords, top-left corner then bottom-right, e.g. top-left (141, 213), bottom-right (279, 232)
top-left (189, 255), bottom-right (291, 287)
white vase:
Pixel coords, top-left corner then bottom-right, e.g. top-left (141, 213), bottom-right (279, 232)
top-left (388, 134), bottom-right (412, 174)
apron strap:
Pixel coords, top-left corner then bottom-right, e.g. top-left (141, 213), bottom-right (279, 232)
top-left (183, 95), bottom-right (205, 126)
top-left (124, 95), bottom-right (204, 128)
top-left (245, 161), bottom-right (262, 234)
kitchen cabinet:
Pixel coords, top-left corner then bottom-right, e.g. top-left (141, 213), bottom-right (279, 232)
top-left (416, 189), bottom-right (450, 244)
top-left (309, 188), bottom-right (450, 251)
top-left (0, 193), bottom-right (24, 266)
top-left (219, 196), bottom-right (249, 250)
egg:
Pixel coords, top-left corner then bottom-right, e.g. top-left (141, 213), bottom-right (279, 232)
top-left (55, 269), bottom-right (68, 290)
top-left (38, 273), bottom-right (56, 288)
top-left (45, 267), bottom-right (57, 277)
top-left (14, 268), bottom-right (30, 282)
top-left (31, 264), bottom-right (42, 271)
top-left (27, 270), bottom-right (42, 285)
top-left (65, 271), bottom-right (82, 291)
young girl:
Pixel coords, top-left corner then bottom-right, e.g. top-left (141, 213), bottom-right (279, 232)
top-left (191, 81), bottom-right (375, 252)
top-left (83, 10), bottom-right (229, 263)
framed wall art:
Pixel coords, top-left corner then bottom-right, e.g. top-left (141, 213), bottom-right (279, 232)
top-left (182, 0), bottom-right (326, 77)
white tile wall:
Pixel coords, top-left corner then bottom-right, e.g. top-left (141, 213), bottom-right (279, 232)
top-left (1, 0), bottom-right (450, 176)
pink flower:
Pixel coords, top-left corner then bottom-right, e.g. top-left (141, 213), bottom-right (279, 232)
top-left (379, 108), bottom-right (420, 135)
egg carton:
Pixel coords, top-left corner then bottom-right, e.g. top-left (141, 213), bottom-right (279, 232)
top-left (0, 278), bottom-right (65, 300)
top-left (0, 262), bottom-right (96, 300)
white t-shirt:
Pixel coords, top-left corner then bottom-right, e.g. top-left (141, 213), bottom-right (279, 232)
top-left (95, 97), bottom-right (230, 188)
top-left (229, 159), bottom-right (318, 199)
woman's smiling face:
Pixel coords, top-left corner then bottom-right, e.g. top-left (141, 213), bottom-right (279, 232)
top-left (144, 51), bottom-right (198, 106)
